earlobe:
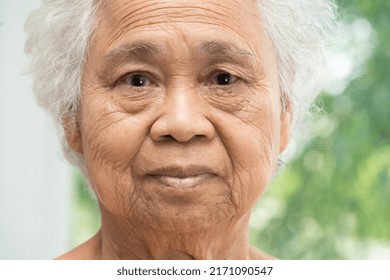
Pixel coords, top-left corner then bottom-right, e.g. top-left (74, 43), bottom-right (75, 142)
top-left (279, 105), bottom-right (293, 154)
top-left (62, 114), bottom-right (83, 153)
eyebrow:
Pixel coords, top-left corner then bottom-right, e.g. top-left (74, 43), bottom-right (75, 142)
top-left (195, 41), bottom-right (258, 72)
top-left (196, 41), bottom-right (255, 60)
top-left (103, 42), bottom-right (164, 64)
top-left (101, 40), bottom-right (257, 72)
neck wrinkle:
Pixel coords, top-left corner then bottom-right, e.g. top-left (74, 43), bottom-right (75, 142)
top-left (97, 207), bottom-right (252, 260)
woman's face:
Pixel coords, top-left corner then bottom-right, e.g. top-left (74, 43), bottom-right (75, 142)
top-left (70, 0), bottom-right (291, 232)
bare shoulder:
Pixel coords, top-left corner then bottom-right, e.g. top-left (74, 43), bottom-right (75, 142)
top-left (249, 246), bottom-right (277, 260)
top-left (56, 233), bottom-right (101, 260)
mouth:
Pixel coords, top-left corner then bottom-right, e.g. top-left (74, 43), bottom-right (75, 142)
top-left (147, 166), bottom-right (216, 189)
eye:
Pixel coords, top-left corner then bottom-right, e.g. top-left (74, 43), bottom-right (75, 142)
top-left (122, 73), bottom-right (151, 87)
top-left (212, 72), bottom-right (238, 86)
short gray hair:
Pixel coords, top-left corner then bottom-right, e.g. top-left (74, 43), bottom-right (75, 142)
top-left (25, 0), bottom-right (337, 171)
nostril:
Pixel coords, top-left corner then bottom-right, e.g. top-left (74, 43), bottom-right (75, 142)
top-left (159, 135), bottom-right (175, 141)
top-left (157, 134), bottom-right (205, 142)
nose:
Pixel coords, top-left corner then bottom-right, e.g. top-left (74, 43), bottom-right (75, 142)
top-left (150, 88), bottom-right (215, 143)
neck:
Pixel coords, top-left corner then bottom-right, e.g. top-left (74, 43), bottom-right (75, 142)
top-left (96, 207), bottom-right (252, 260)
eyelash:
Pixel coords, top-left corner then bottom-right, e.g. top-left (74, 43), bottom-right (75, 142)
top-left (117, 72), bottom-right (155, 88)
top-left (116, 70), bottom-right (241, 88)
top-left (208, 71), bottom-right (240, 86)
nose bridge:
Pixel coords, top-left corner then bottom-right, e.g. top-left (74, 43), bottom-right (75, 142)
top-left (150, 83), bottom-right (214, 142)
top-left (167, 84), bottom-right (197, 123)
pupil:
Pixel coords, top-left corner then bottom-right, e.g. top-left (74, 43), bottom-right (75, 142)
top-left (217, 73), bottom-right (231, 85)
top-left (131, 75), bottom-right (146, 87)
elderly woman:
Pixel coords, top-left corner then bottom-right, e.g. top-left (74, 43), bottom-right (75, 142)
top-left (25, 0), bottom-right (336, 259)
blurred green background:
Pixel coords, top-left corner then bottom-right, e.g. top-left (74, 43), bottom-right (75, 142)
top-left (70, 0), bottom-right (390, 259)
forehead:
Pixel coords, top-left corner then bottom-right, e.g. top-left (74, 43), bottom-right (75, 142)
top-left (92, 0), bottom-right (268, 55)
top-left (99, 0), bottom-right (259, 26)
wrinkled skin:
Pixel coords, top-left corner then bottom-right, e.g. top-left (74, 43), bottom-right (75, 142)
top-left (60, 0), bottom-right (291, 259)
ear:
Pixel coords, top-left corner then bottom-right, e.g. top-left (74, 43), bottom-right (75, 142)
top-left (62, 114), bottom-right (83, 153)
top-left (279, 105), bottom-right (293, 154)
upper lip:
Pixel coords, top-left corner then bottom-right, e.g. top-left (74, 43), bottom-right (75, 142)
top-left (147, 165), bottom-right (216, 178)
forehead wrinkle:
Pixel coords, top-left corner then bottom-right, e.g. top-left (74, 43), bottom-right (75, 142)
top-left (107, 0), bottom-right (241, 28)
top-left (101, 0), bottom-right (252, 44)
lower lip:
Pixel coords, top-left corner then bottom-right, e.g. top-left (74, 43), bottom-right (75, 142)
top-left (150, 174), bottom-right (215, 189)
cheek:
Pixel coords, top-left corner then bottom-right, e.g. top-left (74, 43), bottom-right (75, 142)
top-left (210, 96), bottom-right (281, 212)
top-left (79, 96), bottom-right (153, 215)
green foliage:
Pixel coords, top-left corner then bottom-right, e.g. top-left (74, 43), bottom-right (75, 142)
top-left (70, 171), bottom-right (100, 247)
top-left (251, 0), bottom-right (390, 259)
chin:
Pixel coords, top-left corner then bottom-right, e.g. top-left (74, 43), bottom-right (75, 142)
top-left (124, 177), bottom-right (238, 233)
top-left (135, 203), bottom-right (236, 233)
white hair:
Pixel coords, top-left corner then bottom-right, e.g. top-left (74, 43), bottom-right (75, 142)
top-left (25, 0), bottom-right (337, 171)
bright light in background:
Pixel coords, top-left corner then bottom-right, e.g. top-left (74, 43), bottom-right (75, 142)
top-left (324, 18), bottom-right (375, 96)
top-left (328, 53), bottom-right (353, 81)
top-left (325, 53), bottom-right (353, 95)
top-left (352, 18), bottom-right (374, 42)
